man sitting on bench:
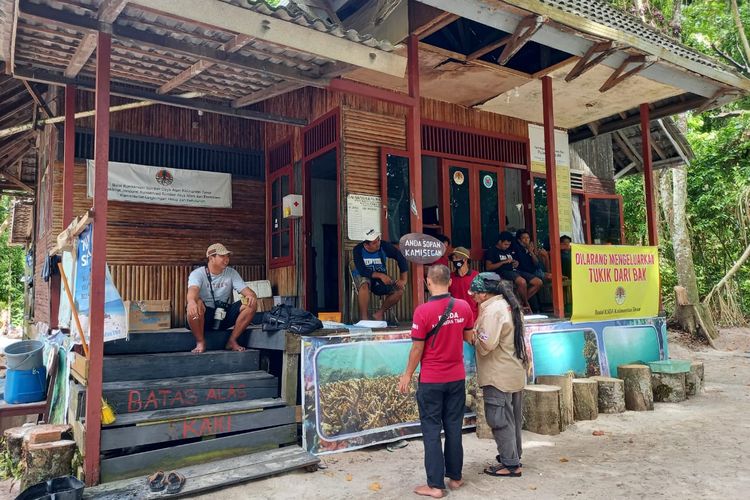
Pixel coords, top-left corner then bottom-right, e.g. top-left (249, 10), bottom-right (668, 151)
top-left (352, 229), bottom-right (409, 322)
top-left (484, 231), bottom-right (541, 314)
top-left (186, 243), bottom-right (257, 353)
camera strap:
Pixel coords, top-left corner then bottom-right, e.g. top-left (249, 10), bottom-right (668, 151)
top-left (205, 267), bottom-right (218, 308)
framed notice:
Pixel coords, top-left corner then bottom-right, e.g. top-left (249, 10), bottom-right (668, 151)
top-left (528, 124), bottom-right (572, 237)
top-left (87, 160), bottom-right (232, 208)
top-left (347, 194), bottom-right (381, 241)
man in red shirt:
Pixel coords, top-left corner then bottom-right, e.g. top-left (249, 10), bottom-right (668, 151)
top-left (447, 247), bottom-right (479, 321)
top-left (398, 265), bottom-right (475, 498)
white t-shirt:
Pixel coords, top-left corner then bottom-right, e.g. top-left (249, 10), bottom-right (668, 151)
top-left (188, 266), bottom-right (247, 308)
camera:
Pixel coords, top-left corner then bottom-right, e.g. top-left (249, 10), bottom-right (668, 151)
top-left (212, 301), bottom-right (230, 330)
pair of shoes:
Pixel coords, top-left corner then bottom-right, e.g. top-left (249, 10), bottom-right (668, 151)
top-left (147, 470), bottom-right (186, 494)
top-left (483, 463), bottom-right (522, 477)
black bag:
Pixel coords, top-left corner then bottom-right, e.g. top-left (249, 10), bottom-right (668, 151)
top-left (262, 304), bottom-right (323, 335)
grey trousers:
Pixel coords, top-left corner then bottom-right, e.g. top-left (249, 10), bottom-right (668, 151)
top-left (482, 385), bottom-right (523, 467)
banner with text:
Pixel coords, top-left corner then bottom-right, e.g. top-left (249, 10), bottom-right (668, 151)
top-left (571, 244), bottom-right (659, 323)
top-left (87, 160), bottom-right (232, 208)
top-left (528, 124), bottom-right (572, 238)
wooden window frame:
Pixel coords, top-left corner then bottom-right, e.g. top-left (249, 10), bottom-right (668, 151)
top-left (266, 138), bottom-right (294, 269)
top-left (584, 193), bottom-right (625, 245)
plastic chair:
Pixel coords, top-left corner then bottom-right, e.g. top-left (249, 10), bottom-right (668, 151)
top-left (348, 261), bottom-right (399, 325)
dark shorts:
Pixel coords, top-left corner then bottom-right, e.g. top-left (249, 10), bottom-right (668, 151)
top-left (499, 269), bottom-right (539, 284)
top-left (354, 275), bottom-right (396, 296)
top-left (187, 300), bottom-right (243, 331)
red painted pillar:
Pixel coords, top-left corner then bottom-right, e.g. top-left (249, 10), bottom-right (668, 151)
top-left (83, 30), bottom-right (110, 487)
top-left (640, 103), bottom-right (658, 246)
top-left (63, 85), bottom-right (76, 227)
top-left (407, 34), bottom-right (424, 306)
top-left (542, 76), bottom-right (564, 318)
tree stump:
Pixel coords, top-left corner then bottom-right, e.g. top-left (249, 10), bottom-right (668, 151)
top-left (536, 374), bottom-right (574, 430)
top-left (572, 379), bottom-right (599, 421)
top-left (590, 376), bottom-right (625, 414)
top-left (21, 439), bottom-right (76, 490)
top-left (474, 389), bottom-right (493, 440)
top-left (522, 385), bottom-right (561, 436)
top-left (652, 372), bottom-right (687, 402)
top-left (686, 362), bottom-right (704, 396)
top-left (3, 425), bottom-right (35, 468)
top-left (617, 364), bottom-right (654, 411)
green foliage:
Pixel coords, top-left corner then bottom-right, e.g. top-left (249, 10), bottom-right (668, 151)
top-left (0, 196), bottom-right (26, 327)
top-left (0, 439), bottom-right (23, 480)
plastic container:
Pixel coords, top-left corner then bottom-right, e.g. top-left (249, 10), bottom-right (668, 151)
top-left (648, 359), bottom-right (691, 374)
top-left (4, 366), bottom-right (46, 404)
top-left (3, 340), bottom-right (44, 371)
top-left (16, 475), bottom-right (84, 500)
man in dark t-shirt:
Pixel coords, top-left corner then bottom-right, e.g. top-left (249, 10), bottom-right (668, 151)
top-left (398, 265), bottom-right (474, 497)
top-left (484, 231), bottom-right (541, 313)
top-left (352, 228), bottom-right (409, 321)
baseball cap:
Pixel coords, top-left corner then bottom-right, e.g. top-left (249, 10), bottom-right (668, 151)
top-left (469, 272), bottom-right (502, 294)
top-left (364, 229), bottom-right (381, 242)
top-left (206, 243), bottom-right (232, 257)
top-left (450, 247), bottom-right (470, 260)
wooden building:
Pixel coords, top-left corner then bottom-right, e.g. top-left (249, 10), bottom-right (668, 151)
top-left (1, 0), bottom-right (749, 489)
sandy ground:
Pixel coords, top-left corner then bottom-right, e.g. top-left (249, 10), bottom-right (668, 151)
top-left (198, 328), bottom-right (750, 500)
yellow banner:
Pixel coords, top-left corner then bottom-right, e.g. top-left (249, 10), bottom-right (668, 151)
top-left (571, 244), bottom-right (659, 323)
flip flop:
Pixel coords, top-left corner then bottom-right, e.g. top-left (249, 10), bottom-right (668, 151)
top-left (147, 470), bottom-right (166, 492)
top-left (484, 464), bottom-right (522, 477)
top-left (165, 471), bottom-right (186, 494)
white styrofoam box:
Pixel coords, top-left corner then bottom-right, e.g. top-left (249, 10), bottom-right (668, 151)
top-left (283, 194), bottom-right (303, 218)
top-left (233, 280), bottom-right (273, 302)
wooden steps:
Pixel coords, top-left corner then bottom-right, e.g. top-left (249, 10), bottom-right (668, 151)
top-left (86, 445), bottom-right (319, 499)
top-left (101, 399), bottom-right (294, 451)
top-left (103, 371), bottom-right (278, 415)
top-left (103, 350), bottom-right (260, 382)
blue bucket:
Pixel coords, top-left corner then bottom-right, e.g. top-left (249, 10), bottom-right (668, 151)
top-left (3, 340), bottom-right (44, 371)
top-left (4, 366), bottom-right (46, 404)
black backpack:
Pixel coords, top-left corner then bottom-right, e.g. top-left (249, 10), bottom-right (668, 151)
top-left (262, 304), bottom-right (323, 335)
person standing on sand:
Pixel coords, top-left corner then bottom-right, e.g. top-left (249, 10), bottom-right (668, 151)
top-left (397, 264), bottom-right (475, 498)
top-left (468, 272), bottom-right (528, 477)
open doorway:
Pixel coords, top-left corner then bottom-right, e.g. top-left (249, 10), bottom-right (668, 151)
top-left (305, 148), bottom-right (339, 314)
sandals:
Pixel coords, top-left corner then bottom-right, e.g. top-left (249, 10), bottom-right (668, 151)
top-left (484, 463), bottom-right (522, 477)
top-left (146, 470), bottom-right (186, 494)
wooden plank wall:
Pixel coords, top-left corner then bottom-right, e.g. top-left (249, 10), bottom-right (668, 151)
top-left (110, 264), bottom-right (265, 327)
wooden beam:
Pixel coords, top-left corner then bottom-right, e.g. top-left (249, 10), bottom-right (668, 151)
top-left (497, 15), bottom-right (545, 66)
top-left (328, 78), bottom-right (415, 107)
top-left (599, 55), bottom-right (657, 93)
top-left (21, 80), bottom-right (54, 118)
top-left (64, 0), bottom-right (129, 78)
top-left (565, 41), bottom-right (615, 82)
top-left (613, 131), bottom-right (642, 170)
top-left (409, 5), bottom-right (459, 40)
top-left (158, 34), bottom-right (254, 95)
top-left (614, 161), bottom-right (637, 179)
top-left (19, 2), bottom-right (327, 86)
top-left (641, 103), bottom-right (658, 246)
top-left (130, 0), bottom-right (407, 78)
top-left (0, 162), bottom-right (34, 193)
top-left (63, 85), bottom-right (75, 227)
top-left (467, 35), bottom-right (511, 62)
top-left (231, 81), bottom-right (303, 109)
top-left (13, 67), bottom-right (308, 127)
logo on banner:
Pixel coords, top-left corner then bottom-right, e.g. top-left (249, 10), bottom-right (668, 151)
top-left (155, 169), bottom-right (174, 186)
top-left (615, 286), bottom-right (626, 305)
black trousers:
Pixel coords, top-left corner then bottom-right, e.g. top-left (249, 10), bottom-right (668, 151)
top-left (416, 379), bottom-right (466, 489)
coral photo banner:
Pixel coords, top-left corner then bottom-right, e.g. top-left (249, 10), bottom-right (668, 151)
top-left (570, 244), bottom-right (660, 323)
top-left (301, 330), bottom-right (477, 455)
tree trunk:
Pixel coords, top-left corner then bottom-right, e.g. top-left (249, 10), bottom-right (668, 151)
top-left (536, 374), bottom-right (574, 430)
top-left (617, 364), bottom-right (654, 411)
top-left (730, 0), bottom-right (750, 64)
top-left (522, 385), bottom-right (561, 436)
top-left (21, 440), bottom-right (76, 490)
top-left (572, 379), bottom-right (598, 421)
top-left (590, 376), bottom-right (625, 413)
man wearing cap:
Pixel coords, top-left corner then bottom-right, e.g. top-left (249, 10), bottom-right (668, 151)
top-left (186, 243), bottom-right (258, 353)
top-left (352, 229), bottom-right (409, 321)
top-left (448, 247), bottom-right (479, 321)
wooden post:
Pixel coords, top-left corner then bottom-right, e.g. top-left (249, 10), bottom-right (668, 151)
top-left (83, 30), bottom-right (111, 487)
top-left (63, 85), bottom-right (76, 227)
top-left (617, 364), bottom-right (654, 411)
top-left (407, 34), bottom-right (424, 307)
top-left (542, 76), bottom-right (564, 318)
top-left (572, 379), bottom-right (599, 420)
top-left (640, 103), bottom-right (658, 246)
top-left (536, 373), bottom-right (574, 430)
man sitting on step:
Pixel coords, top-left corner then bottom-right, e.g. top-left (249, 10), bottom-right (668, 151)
top-left (186, 243), bottom-right (257, 353)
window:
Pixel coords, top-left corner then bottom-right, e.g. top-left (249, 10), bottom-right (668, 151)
top-left (479, 170), bottom-right (500, 250)
top-left (267, 140), bottom-right (293, 267)
top-left (449, 166), bottom-right (472, 249)
top-left (382, 150), bottom-right (411, 243)
top-left (586, 195), bottom-right (624, 245)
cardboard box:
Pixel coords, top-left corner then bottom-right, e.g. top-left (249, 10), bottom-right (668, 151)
top-left (125, 300), bottom-right (171, 332)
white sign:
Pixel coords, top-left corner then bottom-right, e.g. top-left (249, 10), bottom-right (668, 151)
top-left (347, 194), bottom-right (381, 241)
top-left (87, 160), bottom-right (232, 208)
top-left (528, 124), bottom-right (572, 238)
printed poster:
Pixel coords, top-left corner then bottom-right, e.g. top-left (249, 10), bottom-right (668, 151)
top-left (347, 194), bottom-right (381, 241)
top-left (528, 124), bottom-right (573, 238)
top-left (71, 224), bottom-right (128, 343)
top-left (87, 160), bottom-right (232, 208)
top-left (570, 244), bottom-right (660, 323)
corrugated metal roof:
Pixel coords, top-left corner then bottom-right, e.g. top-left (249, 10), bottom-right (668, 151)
top-left (9, 200), bottom-right (34, 245)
